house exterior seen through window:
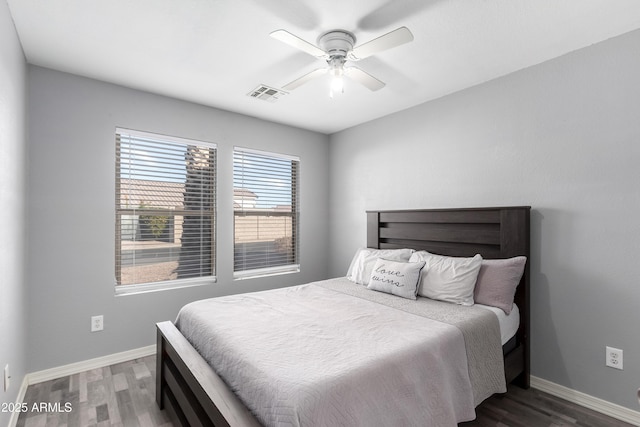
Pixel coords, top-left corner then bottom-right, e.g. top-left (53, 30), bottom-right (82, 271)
top-left (115, 128), bottom-right (217, 294)
top-left (233, 147), bottom-right (299, 278)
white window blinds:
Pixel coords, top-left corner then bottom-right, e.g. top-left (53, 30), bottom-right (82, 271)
top-left (116, 128), bottom-right (216, 291)
top-left (233, 148), bottom-right (299, 277)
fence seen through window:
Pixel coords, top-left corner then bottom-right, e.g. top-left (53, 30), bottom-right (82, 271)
top-left (233, 148), bottom-right (299, 277)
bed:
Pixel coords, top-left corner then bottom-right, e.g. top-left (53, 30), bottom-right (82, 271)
top-left (156, 206), bottom-right (530, 427)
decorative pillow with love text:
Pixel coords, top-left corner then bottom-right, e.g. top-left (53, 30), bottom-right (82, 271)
top-left (367, 258), bottom-right (426, 300)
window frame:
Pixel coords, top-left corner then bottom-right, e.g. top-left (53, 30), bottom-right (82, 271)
top-left (232, 147), bottom-right (300, 280)
top-left (115, 127), bottom-right (217, 295)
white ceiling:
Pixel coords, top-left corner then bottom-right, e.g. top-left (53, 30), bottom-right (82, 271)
top-left (7, 0), bottom-right (640, 134)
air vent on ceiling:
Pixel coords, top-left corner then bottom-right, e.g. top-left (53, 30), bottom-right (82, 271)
top-left (247, 85), bottom-right (288, 103)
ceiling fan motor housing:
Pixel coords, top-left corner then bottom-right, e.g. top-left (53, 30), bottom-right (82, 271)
top-left (318, 30), bottom-right (355, 58)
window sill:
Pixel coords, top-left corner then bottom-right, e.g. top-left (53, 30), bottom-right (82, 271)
top-left (115, 276), bottom-right (217, 296)
top-left (233, 265), bottom-right (300, 281)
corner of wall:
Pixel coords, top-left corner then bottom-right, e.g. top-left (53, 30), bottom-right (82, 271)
top-left (0, 1), bottom-right (29, 426)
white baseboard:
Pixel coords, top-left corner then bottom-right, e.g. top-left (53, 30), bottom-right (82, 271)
top-left (27, 345), bottom-right (156, 385)
top-left (531, 376), bottom-right (640, 426)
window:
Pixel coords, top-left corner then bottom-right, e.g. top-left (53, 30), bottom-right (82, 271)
top-left (233, 147), bottom-right (299, 278)
top-left (115, 128), bottom-right (216, 293)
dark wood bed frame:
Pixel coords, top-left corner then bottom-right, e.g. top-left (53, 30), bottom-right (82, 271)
top-left (156, 206), bottom-right (531, 427)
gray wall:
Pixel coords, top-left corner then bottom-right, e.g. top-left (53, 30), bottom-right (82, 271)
top-left (26, 66), bottom-right (330, 371)
top-left (328, 30), bottom-right (640, 410)
top-left (0, 0), bottom-right (28, 424)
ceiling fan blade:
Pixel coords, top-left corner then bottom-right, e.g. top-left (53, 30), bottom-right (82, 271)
top-left (345, 67), bottom-right (385, 91)
top-left (282, 68), bottom-right (327, 91)
top-left (349, 27), bottom-right (414, 60)
top-left (270, 30), bottom-right (327, 58)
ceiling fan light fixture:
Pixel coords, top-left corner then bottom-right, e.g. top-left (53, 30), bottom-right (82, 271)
top-left (328, 56), bottom-right (345, 98)
top-left (329, 74), bottom-right (344, 98)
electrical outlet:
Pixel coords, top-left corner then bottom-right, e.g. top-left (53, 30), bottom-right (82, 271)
top-left (606, 346), bottom-right (623, 370)
top-left (4, 364), bottom-right (9, 392)
top-left (91, 315), bottom-right (104, 332)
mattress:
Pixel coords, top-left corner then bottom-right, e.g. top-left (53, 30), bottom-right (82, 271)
top-left (176, 278), bottom-right (506, 426)
top-left (476, 303), bottom-right (520, 345)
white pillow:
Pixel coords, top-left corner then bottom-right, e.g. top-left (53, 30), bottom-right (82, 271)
top-left (346, 248), bottom-right (415, 285)
top-left (410, 251), bottom-right (483, 306)
top-left (367, 258), bottom-right (426, 300)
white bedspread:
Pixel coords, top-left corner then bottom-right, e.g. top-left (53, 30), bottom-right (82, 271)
top-left (176, 278), bottom-right (504, 426)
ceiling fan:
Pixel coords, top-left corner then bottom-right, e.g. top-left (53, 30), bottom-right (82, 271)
top-left (270, 26), bottom-right (414, 96)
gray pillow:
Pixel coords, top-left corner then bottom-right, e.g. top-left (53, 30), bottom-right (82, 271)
top-left (367, 258), bottom-right (425, 300)
top-left (474, 256), bottom-right (527, 314)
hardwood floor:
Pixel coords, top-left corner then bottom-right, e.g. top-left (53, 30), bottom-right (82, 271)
top-left (16, 356), bottom-right (172, 427)
top-left (463, 385), bottom-right (633, 427)
top-left (16, 355), bottom-right (632, 426)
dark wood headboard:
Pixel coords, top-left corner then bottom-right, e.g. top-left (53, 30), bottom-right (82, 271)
top-left (366, 206), bottom-right (531, 387)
